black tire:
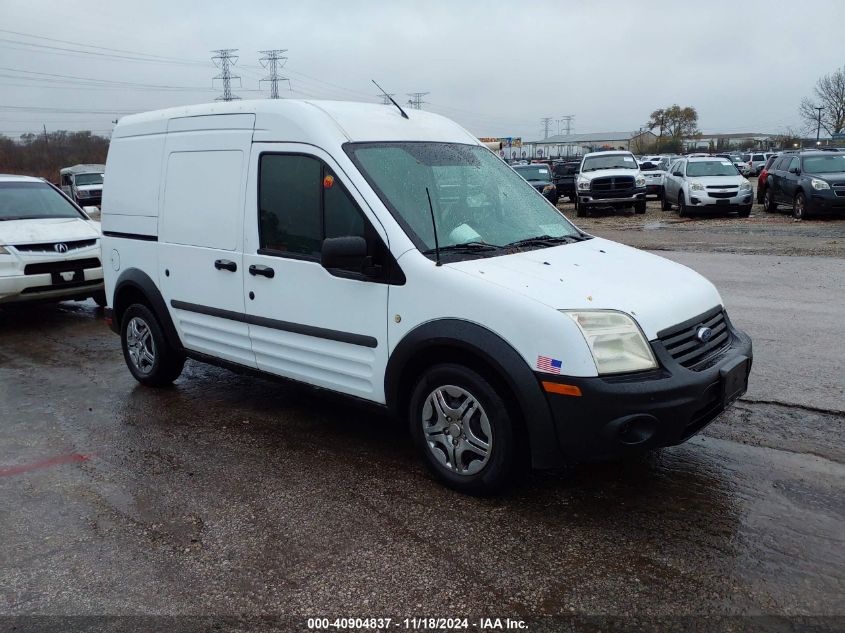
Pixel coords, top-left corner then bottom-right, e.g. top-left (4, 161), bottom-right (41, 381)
top-left (661, 194), bottom-right (672, 211)
top-left (677, 192), bottom-right (687, 217)
top-left (738, 205), bottom-right (752, 218)
top-left (409, 363), bottom-right (518, 495)
top-left (763, 188), bottom-right (778, 212)
top-left (793, 191), bottom-right (808, 220)
top-left (634, 200), bottom-right (647, 214)
top-left (756, 184), bottom-right (765, 205)
top-left (567, 194), bottom-right (576, 203)
top-left (120, 303), bottom-right (185, 387)
top-left (92, 290), bottom-right (107, 307)
top-left (575, 201), bottom-right (587, 217)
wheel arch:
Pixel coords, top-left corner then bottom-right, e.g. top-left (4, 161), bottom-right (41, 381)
top-left (385, 319), bottom-right (565, 469)
top-left (112, 268), bottom-right (182, 351)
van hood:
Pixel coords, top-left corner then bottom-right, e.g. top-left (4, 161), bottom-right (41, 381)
top-left (0, 217), bottom-right (101, 245)
top-left (579, 168), bottom-right (641, 181)
top-left (448, 237), bottom-right (722, 340)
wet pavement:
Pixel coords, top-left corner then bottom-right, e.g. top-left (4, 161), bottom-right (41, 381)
top-left (1, 238), bottom-right (844, 629)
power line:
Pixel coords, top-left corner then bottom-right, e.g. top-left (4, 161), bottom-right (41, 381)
top-left (407, 92), bottom-right (428, 110)
top-left (211, 49), bottom-right (241, 101)
top-left (258, 49), bottom-right (290, 99)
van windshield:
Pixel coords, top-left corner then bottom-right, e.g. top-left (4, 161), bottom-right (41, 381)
top-left (0, 182), bottom-right (82, 221)
top-left (345, 142), bottom-right (581, 255)
top-left (74, 173), bottom-right (103, 186)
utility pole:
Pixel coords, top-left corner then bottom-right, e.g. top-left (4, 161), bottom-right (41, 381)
top-left (42, 124), bottom-right (48, 150)
top-left (259, 49), bottom-right (290, 99)
top-left (540, 117), bottom-right (553, 139)
top-left (815, 106), bottom-right (824, 142)
top-left (211, 49), bottom-right (241, 101)
top-left (406, 92), bottom-right (429, 110)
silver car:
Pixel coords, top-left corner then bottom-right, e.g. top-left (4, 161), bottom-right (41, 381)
top-left (662, 157), bottom-right (754, 217)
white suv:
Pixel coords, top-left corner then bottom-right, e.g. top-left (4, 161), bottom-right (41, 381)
top-left (101, 100), bottom-right (752, 494)
top-left (0, 175), bottom-right (105, 305)
top-left (575, 151), bottom-right (647, 216)
top-left (662, 157), bottom-right (754, 217)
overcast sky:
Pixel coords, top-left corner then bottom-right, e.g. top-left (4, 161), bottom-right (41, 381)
top-left (1, 0), bottom-right (843, 141)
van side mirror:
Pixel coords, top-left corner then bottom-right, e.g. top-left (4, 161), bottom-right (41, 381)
top-left (322, 236), bottom-right (380, 277)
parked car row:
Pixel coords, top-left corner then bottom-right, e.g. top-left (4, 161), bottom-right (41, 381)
top-left (761, 150), bottom-right (845, 219)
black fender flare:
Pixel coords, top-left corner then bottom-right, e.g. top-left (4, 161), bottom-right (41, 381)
top-left (113, 268), bottom-right (182, 352)
top-left (385, 319), bottom-right (564, 469)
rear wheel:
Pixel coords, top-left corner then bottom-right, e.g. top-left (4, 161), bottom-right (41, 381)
top-left (409, 364), bottom-right (518, 495)
top-left (763, 188), bottom-right (778, 212)
top-left (793, 192), bottom-right (808, 220)
top-left (121, 303), bottom-right (185, 387)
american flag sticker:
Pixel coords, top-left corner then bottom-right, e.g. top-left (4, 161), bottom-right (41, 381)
top-left (537, 355), bottom-right (562, 374)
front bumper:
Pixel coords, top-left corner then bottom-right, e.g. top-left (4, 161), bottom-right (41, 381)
top-left (578, 186), bottom-right (647, 207)
top-left (688, 189), bottom-right (753, 210)
top-left (808, 192), bottom-right (845, 215)
top-left (0, 266), bottom-right (104, 304)
top-left (539, 322), bottom-right (752, 463)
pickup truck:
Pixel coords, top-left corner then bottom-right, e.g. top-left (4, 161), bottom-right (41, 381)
top-left (575, 150), bottom-right (647, 216)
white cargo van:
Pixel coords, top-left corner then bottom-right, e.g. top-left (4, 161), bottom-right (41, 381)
top-left (101, 100), bottom-right (752, 494)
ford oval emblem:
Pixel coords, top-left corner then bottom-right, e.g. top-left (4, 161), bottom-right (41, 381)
top-left (696, 326), bottom-right (713, 343)
top-left (54, 243), bottom-right (69, 254)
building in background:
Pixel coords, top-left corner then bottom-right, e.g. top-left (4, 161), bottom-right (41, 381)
top-left (520, 130), bottom-right (657, 159)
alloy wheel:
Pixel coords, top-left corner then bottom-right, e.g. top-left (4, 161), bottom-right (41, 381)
top-left (125, 316), bottom-right (156, 374)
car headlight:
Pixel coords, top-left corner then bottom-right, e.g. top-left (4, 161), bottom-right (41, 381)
top-left (740, 181), bottom-right (752, 190)
top-left (635, 176), bottom-right (646, 187)
top-left (577, 178), bottom-right (590, 191)
top-left (563, 310), bottom-right (657, 375)
top-left (811, 178), bottom-right (830, 191)
top-left (689, 181), bottom-right (705, 191)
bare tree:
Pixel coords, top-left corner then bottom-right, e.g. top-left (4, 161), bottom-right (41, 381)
top-left (799, 66), bottom-right (845, 136)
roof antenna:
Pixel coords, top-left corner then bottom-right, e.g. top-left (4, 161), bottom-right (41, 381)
top-left (372, 79), bottom-right (409, 119)
top-left (425, 187), bottom-right (441, 266)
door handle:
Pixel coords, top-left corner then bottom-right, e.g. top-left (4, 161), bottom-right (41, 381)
top-left (214, 259), bottom-right (237, 272)
top-left (249, 264), bottom-right (275, 278)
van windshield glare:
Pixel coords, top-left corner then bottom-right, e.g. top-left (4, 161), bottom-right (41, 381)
top-left (345, 142), bottom-right (580, 254)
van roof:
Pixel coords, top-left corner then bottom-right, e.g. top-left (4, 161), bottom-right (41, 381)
top-left (113, 99), bottom-right (478, 146)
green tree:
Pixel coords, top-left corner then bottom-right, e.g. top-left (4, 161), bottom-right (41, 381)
top-left (647, 105), bottom-right (700, 149)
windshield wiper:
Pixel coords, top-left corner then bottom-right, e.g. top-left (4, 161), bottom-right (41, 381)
top-left (422, 241), bottom-right (501, 255)
top-left (504, 234), bottom-right (590, 249)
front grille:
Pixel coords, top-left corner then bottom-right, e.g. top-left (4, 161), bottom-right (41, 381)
top-left (14, 239), bottom-right (97, 253)
top-left (657, 307), bottom-right (731, 370)
top-left (23, 257), bottom-right (101, 276)
top-left (834, 186), bottom-right (845, 198)
top-left (591, 176), bottom-right (635, 193)
top-left (709, 191), bottom-right (737, 199)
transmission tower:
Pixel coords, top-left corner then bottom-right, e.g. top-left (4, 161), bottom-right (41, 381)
top-left (407, 92), bottom-right (429, 110)
top-left (211, 49), bottom-right (241, 101)
top-left (379, 93), bottom-right (396, 105)
top-left (558, 115), bottom-right (574, 136)
top-left (540, 117), bottom-right (553, 139)
top-left (259, 49), bottom-right (290, 99)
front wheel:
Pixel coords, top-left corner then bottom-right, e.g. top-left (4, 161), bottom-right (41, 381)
top-left (409, 364), bottom-right (518, 495)
top-left (575, 201), bottom-right (587, 217)
top-left (634, 200), bottom-right (646, 214)
top-left (793, 192), bottom-right (808, 220)
top-left (121, 303), bottom-right (185, 387)
top-left (677, 191), bottom-right (687, 217)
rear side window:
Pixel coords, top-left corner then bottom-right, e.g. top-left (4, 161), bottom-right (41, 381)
top-left (259, 154), bottom-right (366, 258)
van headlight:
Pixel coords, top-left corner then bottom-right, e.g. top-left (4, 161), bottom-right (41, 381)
top-left (563, 310), bottom-right (657, 375)
top-left (577, 178), bottom-right (591, 191)
top-left (811, 178), bottom-right (830, 191)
